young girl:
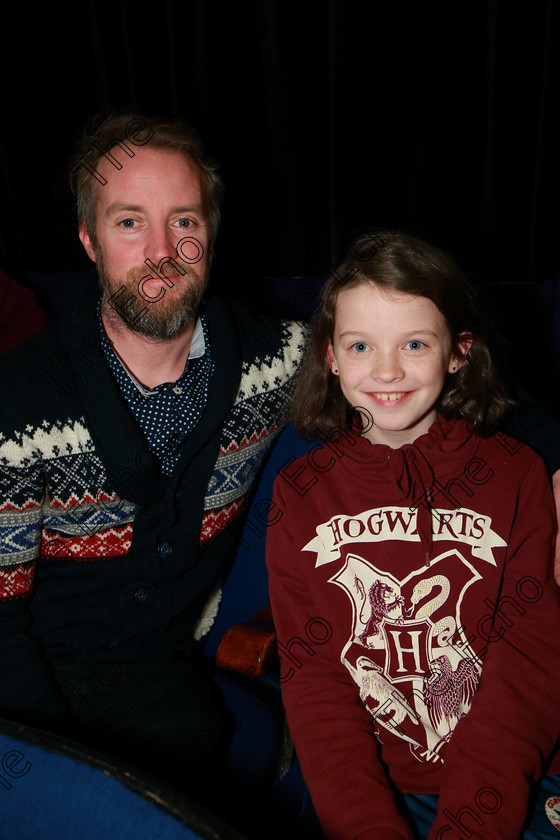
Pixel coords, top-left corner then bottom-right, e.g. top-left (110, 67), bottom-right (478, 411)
top-left (266, 231), bottom-right (560, 840)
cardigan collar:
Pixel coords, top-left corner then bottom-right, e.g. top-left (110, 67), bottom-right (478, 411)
top-left (57, 272), bottom-right (242, 506)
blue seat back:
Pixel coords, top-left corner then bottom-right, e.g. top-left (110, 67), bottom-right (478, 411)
top-left (0, 719), bottom-right (243, 840)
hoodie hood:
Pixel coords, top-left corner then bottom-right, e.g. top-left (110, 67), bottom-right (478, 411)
top-left (331, 417), bottom-right (482, 565)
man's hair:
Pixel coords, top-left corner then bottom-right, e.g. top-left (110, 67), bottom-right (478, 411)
top-left (292, 230), bottom-right (513, 438)
top-left (68, 112), bottom-right (224, 251)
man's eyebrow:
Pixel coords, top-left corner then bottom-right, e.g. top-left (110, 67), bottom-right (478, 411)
top-left (105, 203), bottom-right (142, 217)
top-left (172, 204), bottom-right (205, 215)
top-left (104, 203), bottom-right (205, 217)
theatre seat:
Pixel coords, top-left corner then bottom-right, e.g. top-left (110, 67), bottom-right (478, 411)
top-left (0, 717), bottom-right (245, 840)
top-left (205, 422), bottom-right (321, 838)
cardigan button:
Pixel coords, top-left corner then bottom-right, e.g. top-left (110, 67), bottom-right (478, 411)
top-left (158, 541), bottom-right (173, 560)
top-left (134, 588), bottom-right (148, 603)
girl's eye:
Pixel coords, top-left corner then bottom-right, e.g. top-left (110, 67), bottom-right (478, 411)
top-left (404, 340), bottom-right (425, 351)
top-left (352, 342), bottom-right (369, 353)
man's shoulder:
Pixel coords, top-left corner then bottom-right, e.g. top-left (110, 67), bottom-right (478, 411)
top-left (0, 322), bottom-right (73, 437)
top-left (206, 295), bottom-right (307, 365)
top-left (0, 317), bottom-right (64, 386)
top-left (0, 284), bottom-right (98, 426)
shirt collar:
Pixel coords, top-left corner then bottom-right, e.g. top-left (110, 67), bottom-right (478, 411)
top-left (187, 317), bottom-right (206, 360)
top-left (125, 318), bottom-right (206, 395)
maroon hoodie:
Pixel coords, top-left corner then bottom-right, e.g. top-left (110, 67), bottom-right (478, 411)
top-left (267, 417), bottom-right (560, 840)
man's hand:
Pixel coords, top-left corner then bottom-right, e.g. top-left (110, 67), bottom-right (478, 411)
top-left (553, 469), bottom-right (560, 585)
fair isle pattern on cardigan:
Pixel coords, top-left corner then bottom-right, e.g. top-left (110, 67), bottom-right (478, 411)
top-left (0, 317), bottom-right (306, 601)
top-left (0, 279), bottom-right (306, 727)
top-left (200, 340), bottom-right (301, 541)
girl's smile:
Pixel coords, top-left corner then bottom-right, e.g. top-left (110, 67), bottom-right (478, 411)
top-left (327, 283), bottom-right (470, 447)
top-left (367, 390), bottom-right (413, 405)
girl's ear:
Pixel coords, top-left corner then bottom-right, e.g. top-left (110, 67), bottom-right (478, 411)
top-left (327, 340), bottom-right (339, 375)
top-left (448, 331), bottom-right (473, 373)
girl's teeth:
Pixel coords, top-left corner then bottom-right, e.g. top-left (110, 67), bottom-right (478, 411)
top-left (375, 392), bottom-right (405, 401)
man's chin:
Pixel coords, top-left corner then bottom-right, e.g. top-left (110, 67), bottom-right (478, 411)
top-left (135, 306), bottom-right (199, 340)
top-left (103, 293), bottom-right (203, 340)
top-left (97, 258), bottom-right (207, 340)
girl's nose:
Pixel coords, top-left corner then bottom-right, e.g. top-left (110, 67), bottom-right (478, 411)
top-left (371, 352), bottom-right (404, 382)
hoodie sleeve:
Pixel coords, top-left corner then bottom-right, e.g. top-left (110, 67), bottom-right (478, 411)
top-left (429, 455), bottom-right (560, 839)
top-left (267, 474), bottom-right (415, 840)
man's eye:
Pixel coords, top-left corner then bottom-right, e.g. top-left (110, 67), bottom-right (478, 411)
top-left (120, 218), bottom-right (136, 228)
top-left (177, 218), bottom-right (193, 228)
top-left (352, 342), bottom-right (369, 352)
top-left (404, 340), bottom-right (425, 351)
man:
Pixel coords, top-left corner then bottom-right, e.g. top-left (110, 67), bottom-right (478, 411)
top-left (0, 113), bottom-right (305, 798)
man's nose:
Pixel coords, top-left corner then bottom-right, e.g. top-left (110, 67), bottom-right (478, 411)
top-left (145, 224), bottom-right (177, 265)
top-left (143, 224), bottom-right (186, 283)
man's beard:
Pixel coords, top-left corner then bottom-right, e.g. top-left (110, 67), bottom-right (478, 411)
top-left (97, 251), bottom-right (208, 340)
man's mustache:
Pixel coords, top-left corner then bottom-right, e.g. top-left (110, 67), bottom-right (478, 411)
top-left (124, 263), bottom-right (198, 289)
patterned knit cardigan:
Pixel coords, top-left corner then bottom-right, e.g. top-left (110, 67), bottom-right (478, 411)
top-left (0, 274), bottom-right (306, 727)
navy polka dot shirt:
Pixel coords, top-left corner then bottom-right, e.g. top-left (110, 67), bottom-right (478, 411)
top-left (98, 303), bottom-right (214, 476)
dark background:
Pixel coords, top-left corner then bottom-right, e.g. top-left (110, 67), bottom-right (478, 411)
top-left (1, 1), bottom-right (559, 396)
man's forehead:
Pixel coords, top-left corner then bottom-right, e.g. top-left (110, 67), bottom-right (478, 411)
top-left (93, 144), bottom-right (206, 208)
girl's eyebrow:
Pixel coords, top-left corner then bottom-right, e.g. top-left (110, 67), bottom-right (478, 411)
top-left (338, 330), bottom-right (368, 337)
top-left (401, 329), bottom-right (440, 338)
top-left (338, 328), bottom-right (440, 339)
